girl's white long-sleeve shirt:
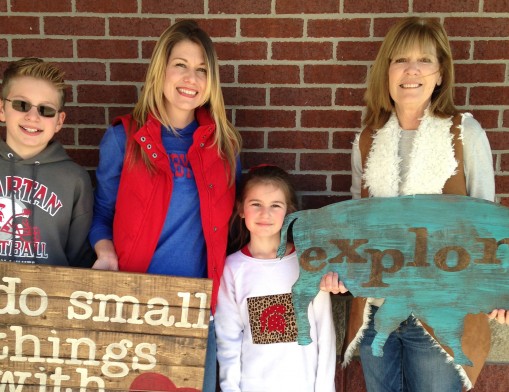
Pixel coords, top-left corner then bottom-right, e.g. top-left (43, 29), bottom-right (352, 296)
top-left (215, 250), bottom-right (336, 392)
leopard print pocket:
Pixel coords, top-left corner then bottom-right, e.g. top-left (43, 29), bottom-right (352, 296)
top-left (247, 293), bottom-right (298, 344)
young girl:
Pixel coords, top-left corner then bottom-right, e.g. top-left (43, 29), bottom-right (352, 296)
top-left (88, 20), bottom-right (241, 391)
top-left (215, 165), bottom-right (336, 392)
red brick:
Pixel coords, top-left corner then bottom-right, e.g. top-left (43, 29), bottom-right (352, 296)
top-left (45, 17), bottom-right (105, 36)
top-left (301, 152), bottom-right (350, 171)
top-left (374, 17), bottom-right (410, 37)
top-left (0, 39), bottom-right (7, 57)
top-left (270, 88), bottom-right (331, 107)
top-left (337, 41), bottom-right (382, 61)
top-left (333, 130), bottom-right (358, 149)
top-left (291, 174), bottom-right (327, 192)
top-left (66, 148), bottom-right (100, 168)
top-left (500, 197), bottom-right (509, 208)
top-left (108, 107), bottom-right (134, 123)
top-left (76, 0), bottom-right (137, 13)
top-left (487, 131), bottom-right (509, 150)
top-left (241, 152), bottom-right (296, 171)
top-left (450, 40), bottom-right (471, 61)
top-left (142, 0), bottom-right (203, 14)
top-left (12, 39), bottom-right (73, 58)
top-left (331, 174), bottom-right (353, 192)
top-left (110, 63), bottom-right (147, 82)
top-left (501, 155), bottom-right (509, 171)
top-left (56, 62), bottom-right (106, 82)
top-left (475, 40), bottom-right (509, 60)
top-left (470, 87), bottom-right (509, 106)
top-left (304, 64), bottom-right (368, 84)
top-left (345, 0), bottom-right (407, 13)
top-left (268, 131), bottom-right (329, 149)
top-left (78, 39), bottom-right (138, 59)
top-left (236, 109), bottom-right (296, 128)
top-left (78, 84), bottom-right (138, 104)
top-left (468, 110), bottom-right (500, 130)
top-left (142, 41), bottom-right (157, 59)
top-left (78, 128), bottom-right (107, 146)
top-left (484, 0), bottom-right (509, 12)
top-left (495, 175), bottom-right (509, 193)
top-left (454, 87), bottom-right (467, 106)
top-left (110, 18), bottom-right (170, 37)
top-left (302, 110), bottom-right (362, 129)
top-left (272, 42), bottom-right (332, 61)
top-left (444, 17), bottom-right (509, 38)
top-left (219, 65), bottom-right (235, 83)
top-left (0, 0), bottom-right (5, 11)
top-left (0, 16), bottom-right (39, 34)
top-left (238, 65), bottom-right (300, 84)
top-left (276, 0), bottom-right (338, 14)
top-left (504, 110), bottom-right (509, 128)
top-left (222, 87), bottom-right (266, 107)
top-left (64, 106), bottom-right (107, 126)
top-left (308, 19), bottom-right (371, 38)
top-left (189, 19), bottom-right (237, 38)
top-left (335, 89), bottom-right (366, 107)
top-left (302, 195), bottom-right (348, 210)
top-left (209, 0), bottom-right (271, 14)
top-left (55, 128), bottom-right (75, 145)
top-left (215, 42), bottom-right (268, 61)
top-left (12, 0), bottom-right (71, 12)
top-left (455, 64), bottom-right (505, 84)
top-left (64, 86), bottom-right (74, 103)
top-left (239, 131), bottom-right (265, 149)
top-left (241, 18), bottom-right (303, 38)
top-left (414, 0), bottom-right (478, 12)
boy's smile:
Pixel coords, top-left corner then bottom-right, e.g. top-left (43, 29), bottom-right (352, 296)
top-left (0, 76), bottom-right (65, 159)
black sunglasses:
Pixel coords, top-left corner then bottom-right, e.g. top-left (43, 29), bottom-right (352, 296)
top-left (3, 98), bottom-right (60, 118)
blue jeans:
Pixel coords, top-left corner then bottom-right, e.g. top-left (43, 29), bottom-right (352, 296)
top-left (202, 318), bottom-right (217, 392)
top-left (359, 306), bottom-right (463, 392)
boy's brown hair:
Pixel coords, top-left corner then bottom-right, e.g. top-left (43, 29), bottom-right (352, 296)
top-left (2, 57), bottom-right (67, 108)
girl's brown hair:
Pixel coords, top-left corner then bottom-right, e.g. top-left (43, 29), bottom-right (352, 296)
top-left (228, 165), bottom-right (298, 254)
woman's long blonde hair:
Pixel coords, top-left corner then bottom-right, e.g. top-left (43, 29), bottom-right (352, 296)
top-left (126, 20), bottom-right (241, 184)
top-left (364, 17), bottom-right (457, 130)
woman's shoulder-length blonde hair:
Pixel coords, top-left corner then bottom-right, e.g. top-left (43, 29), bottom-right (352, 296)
top-left (364, 16), bottom-right (457, 130)
top-left (127, 19), bottom-right (241, 184)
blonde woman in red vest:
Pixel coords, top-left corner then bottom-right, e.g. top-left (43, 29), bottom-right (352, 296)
top-left (89, 20), bottom-right (241, 391)
top-left (322, 16), bottom-right (507, 392)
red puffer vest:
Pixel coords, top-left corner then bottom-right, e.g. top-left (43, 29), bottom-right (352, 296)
top-left (112, 107), bottom-right (235, 313)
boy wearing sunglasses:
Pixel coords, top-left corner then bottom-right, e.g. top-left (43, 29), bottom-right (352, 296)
top-left (0, 57), bottom-right (94, 267)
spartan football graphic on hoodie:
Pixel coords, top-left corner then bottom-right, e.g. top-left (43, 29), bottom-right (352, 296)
top-left (0, 139), bottom-right (94, 267)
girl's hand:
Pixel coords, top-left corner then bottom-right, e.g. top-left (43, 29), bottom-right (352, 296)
top-left (488, 309), bottom-right (509, 325)
top-left (320, 271), bottom-right (349, 294)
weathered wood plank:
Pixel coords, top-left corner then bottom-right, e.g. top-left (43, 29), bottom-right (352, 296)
top-left (0, 262), bottom-right (211, 391)
top-left (278, 194), bottom-right (509, 366)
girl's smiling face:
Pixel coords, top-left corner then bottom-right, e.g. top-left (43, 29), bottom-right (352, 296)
top-left (240, 182), bottom-right (288, 242)
top-left (388, 44), bottom-right (442, 116)
top-left (163, 40), bottom-right (208, 128)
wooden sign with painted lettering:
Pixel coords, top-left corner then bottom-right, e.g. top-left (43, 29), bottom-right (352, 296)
top-left (0, 262), bottom-right (212, 391)
top-left (277, 194), bottom-right (509, 366)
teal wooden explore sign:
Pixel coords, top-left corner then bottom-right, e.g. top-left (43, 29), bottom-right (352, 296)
top-left (277, 195), bottom-right (509, 366)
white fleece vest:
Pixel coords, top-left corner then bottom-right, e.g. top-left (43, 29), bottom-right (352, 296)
top-left (363, 111), bottom-right (461, 197)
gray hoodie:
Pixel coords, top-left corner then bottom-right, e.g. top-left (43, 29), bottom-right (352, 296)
top-left (0, 138), bottom-right (94, 267)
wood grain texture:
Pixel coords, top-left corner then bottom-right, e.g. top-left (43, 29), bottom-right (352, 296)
top-left (0, 263), bottom-right (212, 391)
top-left (278, 195), bottom-right (509, 366)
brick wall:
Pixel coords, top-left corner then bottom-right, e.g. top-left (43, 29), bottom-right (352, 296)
top-left (0, 0), bottom-right (508, 209)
